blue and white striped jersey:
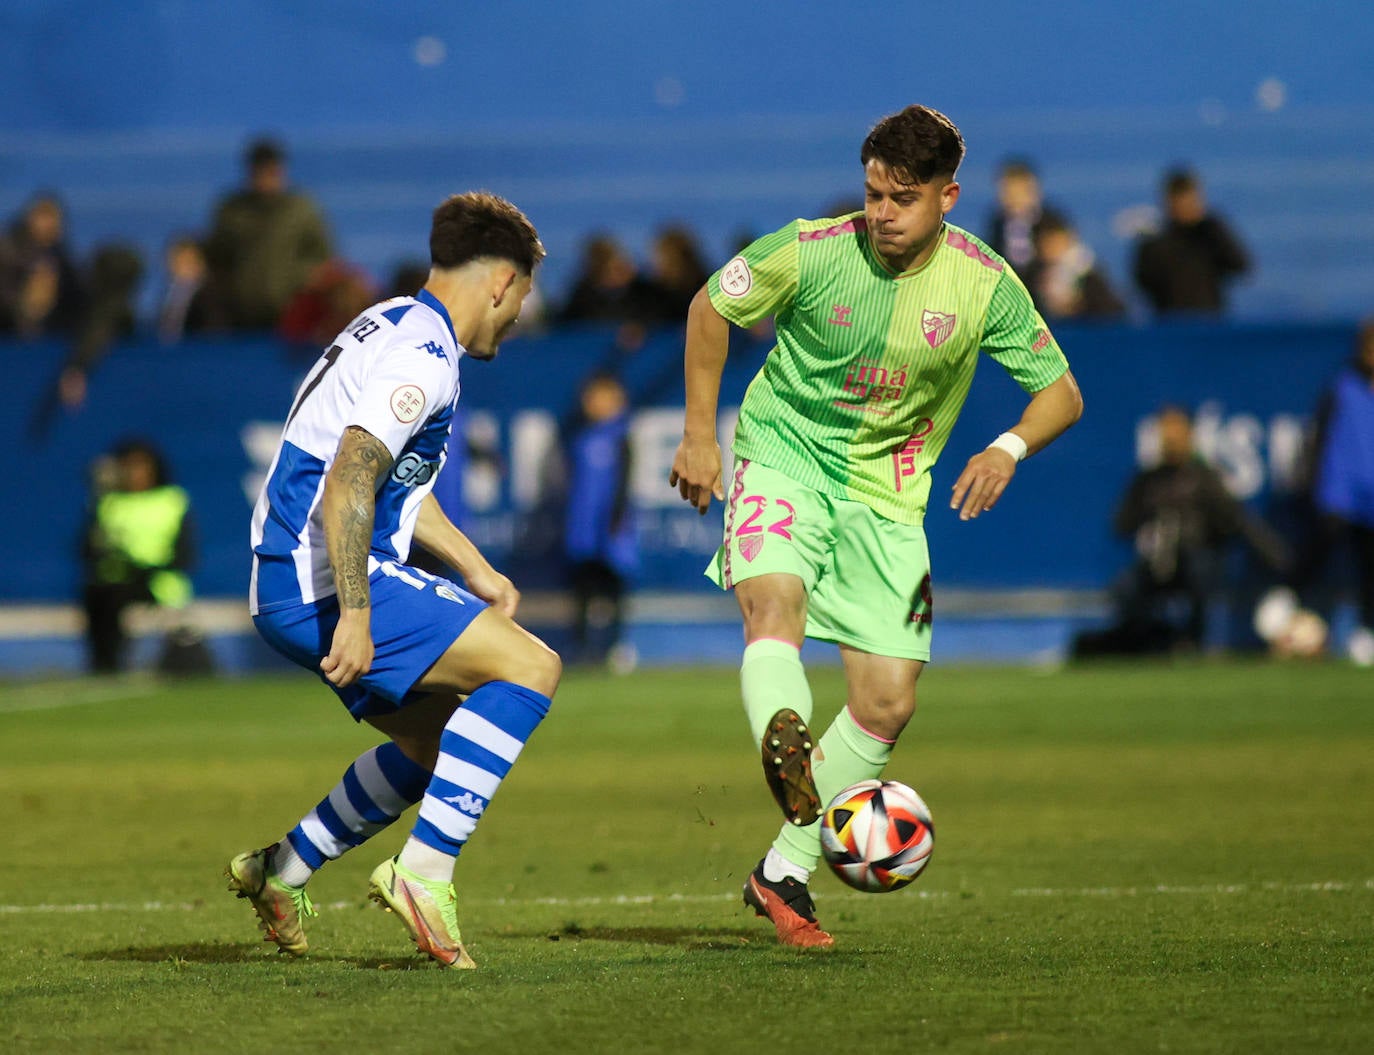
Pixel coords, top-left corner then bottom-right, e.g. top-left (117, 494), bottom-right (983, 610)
top-left (250, 289), bottom-right (463, 615)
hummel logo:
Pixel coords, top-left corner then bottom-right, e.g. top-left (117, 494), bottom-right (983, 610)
top-left (830, 304), bottom-right (853, 327)
top-left (443, 791), bottom-right (486, 816)
top-left (418, 340), bottom-right (448, 362)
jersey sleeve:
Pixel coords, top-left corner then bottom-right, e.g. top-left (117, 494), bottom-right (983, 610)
top-left (980, 268), bottom-right (1071, 393)
top-left (348, 341), bottom-right (454, 459)
top-left (707, 221), bottom-right (801, 328)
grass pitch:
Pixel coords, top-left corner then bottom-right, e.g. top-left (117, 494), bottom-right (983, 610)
top-left (2, 659), bottom-right (1372, 1053)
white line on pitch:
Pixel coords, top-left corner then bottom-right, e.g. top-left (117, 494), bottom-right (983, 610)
top-left (0, 679), bottom-right (160, 714)
top-left (2, 879), bottom-right (1371, 915)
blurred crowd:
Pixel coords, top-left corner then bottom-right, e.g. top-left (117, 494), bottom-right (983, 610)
top-left (9, 135), bottom-right (1372, 671)
top-left (3, 137), bottom-right (1258, 374)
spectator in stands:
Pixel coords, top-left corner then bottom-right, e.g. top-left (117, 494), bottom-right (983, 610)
top-left (984, 158), bottom-right (1067, 273)
top-left (1133, 167), bottom-right (1250, 315)
top-left (1023, 216), bottom-right (1126, 321)
top-left (0, 192), bottom-right (86, 338)
top-left (1287, 320), bottom-right (1374, 665)
top-left (563, 371), bottom-right (637, 668)
top-left (204, 137), bottom-right (333, 330)
top-left (557, 233), bottom-right (655, 326)
top-left (80, 438), bottom-right (196, 674)
top-left (53, 242), bottom-right (145, 413)
top-left (277, 257), bottom-right (376, 352)
top-left (156, 235), bottom-right (230, 343)
top-left (639, 225), bottom-right (710, 327)
top-left (1073, 404), bottom-right (1288, 656)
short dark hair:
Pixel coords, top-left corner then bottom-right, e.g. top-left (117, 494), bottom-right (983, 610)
top-left (246, 137), bottom-right (285, 170)
top-left (998, 157), bottom-right (1038, 180)
top-left (111, 437), bottom-right (171, 486)
top-left (861, 105), bottom-right (965, 185)
top-left (429, 192), bottom-right (545, 275)
top-left (1163, 167), bottom-right (1199, 197)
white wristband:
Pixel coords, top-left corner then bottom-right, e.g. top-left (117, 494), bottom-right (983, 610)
top-left (987, 432), bottom-right (1028, 462)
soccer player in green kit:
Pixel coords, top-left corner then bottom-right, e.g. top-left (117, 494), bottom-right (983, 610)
top-left (669, 104), bottom-right (1083, 947)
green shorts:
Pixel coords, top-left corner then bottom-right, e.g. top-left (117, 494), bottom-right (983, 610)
top-left (705, 458), bottom-right (933, 661)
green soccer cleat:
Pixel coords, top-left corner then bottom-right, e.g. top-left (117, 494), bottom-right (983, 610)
top-left (368, 857), bottom-right (476, 969)
top-left (225, 845), bottom-right (317, 957)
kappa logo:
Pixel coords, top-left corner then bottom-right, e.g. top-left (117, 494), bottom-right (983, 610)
top-left (922, 309), bottom-right (956, 349)
top-left (443, 791), bottom-right (486, 817)
top-left (418, 340), bottom-right (448, 362)
top-left (435, 584), bottom-right (465, 604)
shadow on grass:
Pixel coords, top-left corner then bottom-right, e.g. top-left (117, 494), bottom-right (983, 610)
top-left (496, 923), bottom-right (830, 953)
top-left (77, 942), bottom-right (433, 971)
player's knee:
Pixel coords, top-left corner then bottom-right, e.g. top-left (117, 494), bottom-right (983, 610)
top-left (738, 589), bottom-right (806, 641)
top-left (854, 691), bottom-right (917, 740)
top-left (494, 636), bottom-right (561, 699)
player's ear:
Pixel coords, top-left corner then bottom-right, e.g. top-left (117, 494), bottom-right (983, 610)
top-left (491, 264), bottom-right (518, 307)
top-left (940, 180), bottom-right (961, 215)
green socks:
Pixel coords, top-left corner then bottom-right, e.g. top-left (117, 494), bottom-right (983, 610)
top-left (740, 638), bottom-right (813, 744)
top-left (773, 705), bottom-right (894, 873)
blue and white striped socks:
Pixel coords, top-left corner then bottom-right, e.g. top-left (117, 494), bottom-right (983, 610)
top-left (272, 741), bottom-right (432, 886)
top-left (399, 681), bottom-right (552, 882)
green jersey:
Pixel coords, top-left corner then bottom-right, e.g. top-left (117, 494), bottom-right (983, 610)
top-left (708, 215), bottom-right (1069, 526)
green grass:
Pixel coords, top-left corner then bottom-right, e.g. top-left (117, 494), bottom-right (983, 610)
top-left (2, 660), bottom-right (1373, 1053)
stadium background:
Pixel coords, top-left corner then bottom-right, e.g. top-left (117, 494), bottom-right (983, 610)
top-left (1, 0), bottom-right (1370, 673)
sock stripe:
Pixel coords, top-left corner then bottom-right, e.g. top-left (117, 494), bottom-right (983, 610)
top-left (432, 756), bottom-right (503, 800)
top-left (447, 708), bottom-right (525, 763)
top-left (340, 767), bottom-right (402, 827)
top-left (437, 729), bottom-right (515, 781)
top-left (373, 741), bottom-right (432, 797)
top-left (285, 826), bottom-right (329, 871)
top-left (408, 681), bottom-right (552, 856)
top-left (285, 745), bottom-right (430, 871)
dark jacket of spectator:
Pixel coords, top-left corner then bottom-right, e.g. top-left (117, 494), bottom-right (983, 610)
top-left (0, 194), bottom-right (86, 337)
top-left (204, 139), bottom-right (333, 330)
top-left (1133, 170), bottom-right (1250, 314)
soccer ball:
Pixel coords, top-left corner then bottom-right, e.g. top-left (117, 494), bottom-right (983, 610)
top-left (1273, 608), bottom-right (1328, 659)
top-left (819, 780), bottom-right (934, 893)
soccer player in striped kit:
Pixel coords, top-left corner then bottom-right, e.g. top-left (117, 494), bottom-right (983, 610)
top-left (670, 105), bottom-right (1084, 946)
top-left (228, 192), bottom-right (558, 968)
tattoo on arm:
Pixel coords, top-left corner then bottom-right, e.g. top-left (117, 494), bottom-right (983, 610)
top-left (326, 426), bottom-right (394, 609)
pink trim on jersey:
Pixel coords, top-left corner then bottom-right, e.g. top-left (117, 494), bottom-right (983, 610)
top-left (846, 705), bottom-right (898, 744)
top-left (746, 637), bottom-right (802, 654)
top-left (945, 229), bottom-right (1004, 271)
top-left (799, 217), bottom-right (867, 242)
top-left (721, 458), bottom-right (751, 588)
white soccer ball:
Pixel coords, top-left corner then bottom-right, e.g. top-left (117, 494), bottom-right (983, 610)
top-left (1273, 608), bottom-right (1328, 659)
top-left (819, 780), bottom-right (934, 893)
top-left (1254, 586), bottom-right (1298, 643)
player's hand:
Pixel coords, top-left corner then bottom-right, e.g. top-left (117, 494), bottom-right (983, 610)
top-left (669, 435), bottom-right (725, 515)
top-left (321, 608), bottom-right (374, 687)
top-left (950, 448), bottom-right (1017, 521)
top-left (465, 564), bottom-right (520, 618)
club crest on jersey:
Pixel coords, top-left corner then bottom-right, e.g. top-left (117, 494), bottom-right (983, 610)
top-left (739, 534), bottom-right (765, 563)
top-left (922, 309), bottom-right (956, 349)
top-left (435, 584), bottom-right (466, 604)
top-left (719, 256), bottom-right (752, 298)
